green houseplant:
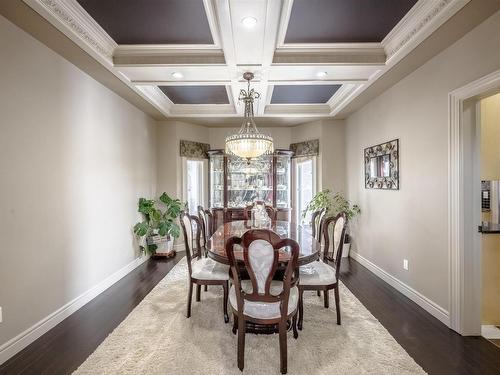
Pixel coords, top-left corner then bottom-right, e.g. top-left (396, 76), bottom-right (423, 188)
top-left (302, 189), bottom-right (361, 257)
top-left (133, 192), bottom-right (184, 255)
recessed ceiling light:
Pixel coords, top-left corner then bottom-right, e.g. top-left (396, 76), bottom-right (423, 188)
top-left (171, 72), bottom-right (183, 79)
top-left (317, 71), bottom-right (328, 78)
top-left (241, 16), bottom-right (257, 28)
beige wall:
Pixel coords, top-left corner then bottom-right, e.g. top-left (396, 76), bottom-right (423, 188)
top-left (480, 93), bottom-right (500, 325)
top-left (0, 15), bottom-right (157, 350)
top-left (345, 10), bottom-right (500, 311)
top-left (291, 119), bottom-right (346, 194)
top-left (156, 121), bottom-right (209, 198)
top-left (158, 120), bottom-right (347, 202)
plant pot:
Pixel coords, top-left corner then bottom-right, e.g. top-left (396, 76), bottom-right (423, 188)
top-left (342, 241), bottom-right (351, 258)
top-left (147, 235), bottom-right (175, 257)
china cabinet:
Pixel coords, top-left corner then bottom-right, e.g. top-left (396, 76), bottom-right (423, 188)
top-left (208, 149), bottom-right (293, 228)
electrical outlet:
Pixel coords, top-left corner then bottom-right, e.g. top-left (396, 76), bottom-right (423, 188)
top-left (403, 259), bottom-right (409, 271)
top-left (0, 307), bottom-right (2, 323)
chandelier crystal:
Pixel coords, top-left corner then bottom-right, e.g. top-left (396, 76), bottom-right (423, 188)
top-left (225, 72), bottom-right (274, 160)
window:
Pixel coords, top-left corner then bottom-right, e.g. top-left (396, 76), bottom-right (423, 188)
top-left (295, 157), bottom-right (316, 224)
top-left (185, 159), bottom-right (204, 214)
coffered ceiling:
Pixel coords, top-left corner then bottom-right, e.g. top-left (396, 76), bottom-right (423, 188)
top-left (23, 0), bottom-right (471, 122)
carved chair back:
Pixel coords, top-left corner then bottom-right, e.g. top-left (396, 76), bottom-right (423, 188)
top-left (180, 211), bottom-right (203, 277)
top-left (197, 205), bottom-right (209, 247)
top-left (321, 212), bottom-right (348, 280)
top-left (225, 229), bottom-right (299, 319)
top-left (311, 209), bottom-right (325, 243)
top-left (204, 209), bottom-right (214, 238)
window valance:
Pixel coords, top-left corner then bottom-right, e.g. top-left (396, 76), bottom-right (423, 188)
top-left (179, 140), bottom-right (210, 159)
top-left (289, 139), bottom-right (319, 158)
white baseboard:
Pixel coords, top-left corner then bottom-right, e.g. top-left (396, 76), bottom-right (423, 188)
top-left (349, 251), bottom-right (450, 326)
top-left (0, 254), bottom-right (150, 365)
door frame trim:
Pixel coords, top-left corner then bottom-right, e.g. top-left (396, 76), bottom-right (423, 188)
top-left (448, 68), bottom-right (500, 334)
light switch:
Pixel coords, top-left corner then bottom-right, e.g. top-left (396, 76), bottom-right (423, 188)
top-left (403, 259), bottom-right (409, 271)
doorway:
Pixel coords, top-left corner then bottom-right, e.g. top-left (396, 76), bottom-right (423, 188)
top-left (449, 69), bottom-right (500, 336)
top-left (478, 93), bottom-right (500, 347)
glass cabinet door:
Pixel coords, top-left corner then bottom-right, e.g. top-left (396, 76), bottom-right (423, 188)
top-left (209, 153), bottom-right (224, 208)
top-left (275, 154), bottom-right (291, 209)
top-left (227, 156), bottom-right (273, 208)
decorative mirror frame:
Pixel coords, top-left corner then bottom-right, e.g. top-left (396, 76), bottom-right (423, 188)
top-left (364, 139), bottom-right (399, 190)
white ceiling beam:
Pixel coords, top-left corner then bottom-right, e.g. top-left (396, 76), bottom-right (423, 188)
top-left (131, 80), bottom-right (232, 86)
top-left (273, 43), bottom-right (386, 65)
top-left (214, 0), bottom-right (240, 114)
top-left (264, 104), bottom-right (331, 117)
top-left (113, 46), bottom-right (226, 66)
top-left (171, 104), bottom-right (236, 116)
top-left (255, 0), bottom-right (283, 116)
top-left (268, 79), bottom-right (368, 85)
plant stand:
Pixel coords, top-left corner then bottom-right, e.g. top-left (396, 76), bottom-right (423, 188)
top-left (153, 250), bottom-right (176, 258)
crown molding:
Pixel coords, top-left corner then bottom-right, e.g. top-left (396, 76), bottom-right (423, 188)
top-left (23, 0), bottom-right (117, 65)
top-left (327, 84), bottom-right (365, 116)
top-left (203, 0), bottom-right (222, 48)
top-left (134, 86), bottom-right (173, 117)
top-left (382, 0), bottom-right (471, 63)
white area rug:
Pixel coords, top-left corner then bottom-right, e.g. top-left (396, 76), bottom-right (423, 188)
top-left (74, 257), bottom-right (426, 374)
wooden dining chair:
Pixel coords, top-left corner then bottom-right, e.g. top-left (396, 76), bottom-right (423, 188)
top-left (180, 211), bottom-right (230, 323)
top-left (198, 206), bottom-right (209, 256)
top-left (298, 212), bottom-right (347, 330)
top-left (310, 208), bottom-right (326, 243)
top-left (226, 229), bottom-right (300, 374)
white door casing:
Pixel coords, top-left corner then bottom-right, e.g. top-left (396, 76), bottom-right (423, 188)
top-left (448, 68), bottom-right (500, 335)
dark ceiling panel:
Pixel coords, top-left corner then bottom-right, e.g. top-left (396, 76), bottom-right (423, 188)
top-left (77, 0), bottom-right (214, 44)
top-left (159, 86), bottom-right (229, 104)
top-left (284, 0), bottom-right (418, 43)
top-left (271, 85), bottom-right (341, 104)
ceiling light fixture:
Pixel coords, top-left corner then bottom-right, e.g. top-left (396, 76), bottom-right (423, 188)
top-left (317, 71), bottom-right (328, 78)
top-left (241, 16), bottom-right (258, 28)
top-left (225, 72), bottom-right (273, 160)
top-left (171, 72), bottom-right (183, 79)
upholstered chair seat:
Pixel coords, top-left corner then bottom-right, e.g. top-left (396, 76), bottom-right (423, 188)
top-left (298, 213), bottom-right (348, 330)
top-left (229, 280), bottom-right (299, 319)
top-left (299, 261), bottom-right (336, 286)
top-left (180, 211), bottom-right (229, 323)
top-left (191, 257), bottom-right (230, 281)
top-left (226, 230), bottom-right (300, 374)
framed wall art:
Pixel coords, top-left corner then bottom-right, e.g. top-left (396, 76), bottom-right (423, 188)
top-left (364, 139), bottom-right (399, 190)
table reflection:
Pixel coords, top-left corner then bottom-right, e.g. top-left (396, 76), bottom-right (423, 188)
top-left (207, 220), bottom-right (319, 266)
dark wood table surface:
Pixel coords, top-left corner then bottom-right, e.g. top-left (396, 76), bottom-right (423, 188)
top-left (207, 220), bottom-right (320, 266)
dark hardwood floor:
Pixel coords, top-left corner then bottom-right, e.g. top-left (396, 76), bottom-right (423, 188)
top-left (1, 253), bottom-right (500, 374)
top-left (0, 253), bottom-right (183, 375)
top-left (490, 339), bottom-right (500, 349)
top-left (339, 259), bottom-right (500, 375)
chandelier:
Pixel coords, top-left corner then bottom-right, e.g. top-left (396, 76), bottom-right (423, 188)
top-left (225, 72), bottom-right (274, 160)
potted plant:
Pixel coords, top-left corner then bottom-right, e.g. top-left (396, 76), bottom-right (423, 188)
top-left (133, 192), bottom-right (184, 257)
top-left (303, 189), bottom-right (361, 257)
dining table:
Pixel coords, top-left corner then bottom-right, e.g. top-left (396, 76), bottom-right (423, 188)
top-left (207, 220), bottom-right (320, 266)
top-left (206, 219), bottom-right (320, 334)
